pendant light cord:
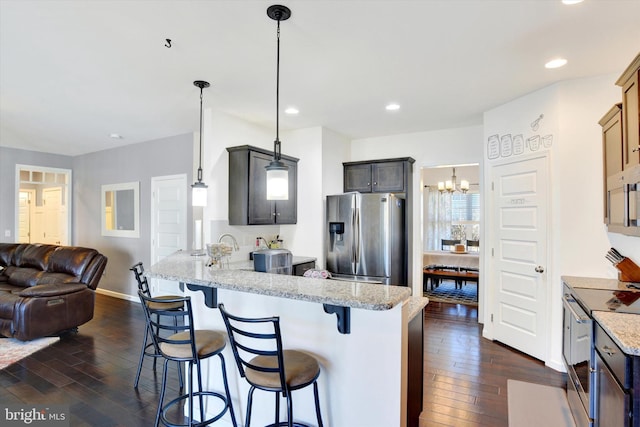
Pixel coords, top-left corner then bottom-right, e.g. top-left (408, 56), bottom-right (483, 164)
top-left (197, 87), bottom-right (204, 182)
top-left (274, 19), bottom-right (281, 160)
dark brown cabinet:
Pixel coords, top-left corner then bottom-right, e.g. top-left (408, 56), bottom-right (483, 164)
top-left (600, 104), bottom-right (624, 225)
top-left (616, 53), bottom-right (640, 171)
top-left (600, 53), bottom-right (640, 237)
top-left (343, 158), bottom-right (413, 194)
top-left (227, 145), bottom-right (298, 225)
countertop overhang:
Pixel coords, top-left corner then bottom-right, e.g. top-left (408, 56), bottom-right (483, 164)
top-left (147, 250), bottom-right (413, 311)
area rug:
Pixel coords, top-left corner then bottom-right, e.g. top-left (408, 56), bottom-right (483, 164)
top-left (423, 279), bottom-right (478, 306)
top-left (0, 337), bottom-right (59, 370)
top-left (507, 379), bottom-right (575, 427)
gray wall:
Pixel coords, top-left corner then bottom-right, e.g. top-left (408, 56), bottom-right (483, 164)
top-left (0, 147), bottom-right (73, 243)
top-left (73, 133), bottom-right (193, 297)
top-left (1, 134), bottom-right (192, 297)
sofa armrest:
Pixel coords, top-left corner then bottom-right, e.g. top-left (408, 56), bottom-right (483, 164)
top-left (18, 283), bottom-right (88, 297)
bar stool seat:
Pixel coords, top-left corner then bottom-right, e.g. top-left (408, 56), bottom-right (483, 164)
top-left (161, 330), bottom-right (226, 359)
top-left (246, 350), bottom-right (320, 389)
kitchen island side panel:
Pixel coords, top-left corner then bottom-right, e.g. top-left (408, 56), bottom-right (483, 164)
top-left (186, 287), bottom-right (408, 427)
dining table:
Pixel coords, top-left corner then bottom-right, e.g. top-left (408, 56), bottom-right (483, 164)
top-left (423, 250), bottom-right (480, 270)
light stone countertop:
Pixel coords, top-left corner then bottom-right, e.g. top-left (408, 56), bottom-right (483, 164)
top-left (563, 275), bottom-right (640, 356)
top-left (592, 311), bottom-right (640, 356)
top-left (147, 250), bottom-right (412, 311)
top-left (406, 296), bottom-right (429, 321)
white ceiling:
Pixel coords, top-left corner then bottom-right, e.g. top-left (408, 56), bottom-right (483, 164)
top-left (1, 0), bottom-right (639, 156)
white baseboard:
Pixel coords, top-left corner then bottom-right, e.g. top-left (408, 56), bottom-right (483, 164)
top-left (95, 288), bottom-right (138, 303)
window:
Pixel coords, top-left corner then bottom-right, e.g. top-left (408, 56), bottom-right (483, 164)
top-left (451, 193), bottom-right (480, 222)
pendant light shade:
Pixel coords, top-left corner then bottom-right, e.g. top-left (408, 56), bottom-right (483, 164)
top-left (192, 80), bottom-right (210, 206)
top-left (265, 5), bottom-right (291, 201)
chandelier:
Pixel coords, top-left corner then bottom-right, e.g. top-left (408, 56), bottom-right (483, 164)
top-left (438, 167), bottom-right (469, 194)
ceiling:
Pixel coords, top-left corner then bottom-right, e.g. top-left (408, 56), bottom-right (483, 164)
top-left (1, 0), bottom-right (639, 156)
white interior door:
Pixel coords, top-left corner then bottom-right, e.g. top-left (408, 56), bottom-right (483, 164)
top-left (490, 154), bottom-right (549, 361)
top-left (42, 187), bottom-right (62, 245)
top-left (151, 174), bottom-right (187, 296)
top-left (18, 190), bottom-right (35, 243)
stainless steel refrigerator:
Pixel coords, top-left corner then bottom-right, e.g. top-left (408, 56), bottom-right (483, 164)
top-left (326, 192), bottom-right (406, 285)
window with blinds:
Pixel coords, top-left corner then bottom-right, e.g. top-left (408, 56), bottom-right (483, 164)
top-left (451, 193), bottom-right (480, 222)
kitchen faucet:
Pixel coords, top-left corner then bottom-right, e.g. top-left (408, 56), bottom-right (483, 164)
top-left (217, 233), bottom-right (240, 251)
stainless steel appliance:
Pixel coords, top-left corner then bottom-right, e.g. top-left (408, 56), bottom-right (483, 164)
top-left (253, 249), bottom-right (293, 275)
top-left (325, 192), bottom-right (406, 285)
top-left (563, 284), bottom-right (595, 427)
top-left (563, 284), bottom-right (640, 427)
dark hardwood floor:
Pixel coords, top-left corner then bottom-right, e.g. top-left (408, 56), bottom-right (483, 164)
top-left (1, 294), bottom-right (566, 426)
top-left (420, 301), bottom-right (567, 427)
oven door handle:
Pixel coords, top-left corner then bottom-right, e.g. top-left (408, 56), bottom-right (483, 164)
top-left (562, 294), bottom-right (590, 323)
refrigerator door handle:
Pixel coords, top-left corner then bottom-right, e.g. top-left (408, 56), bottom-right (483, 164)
top-left (351, 207), bottom-right (357, 270)
top-left (355, 207), bottom-right (361, 267)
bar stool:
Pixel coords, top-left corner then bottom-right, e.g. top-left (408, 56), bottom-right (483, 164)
top-left (139, 291), bottom-right (238, 427)
top-left (131, 262), bottom-right (184, 389)
top-left (218, 303), bottom-right (324, 427)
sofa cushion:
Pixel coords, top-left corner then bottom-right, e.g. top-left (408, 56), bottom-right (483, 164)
top-left (18, 283), bottom-right (87, 297)
top-left (48, 246), bottom-right (98, 277)
top-left (8, 268), bottom-right (43, 287)
top-left (15, 244), bottom-right (57, 270)
top-left (0, 243), bottom-right (19, 267)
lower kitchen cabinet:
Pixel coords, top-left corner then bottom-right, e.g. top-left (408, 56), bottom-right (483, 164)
top-left (594, 323), bottom-right (639, 427)
top-left (227, 145), bottom-right (298, 225)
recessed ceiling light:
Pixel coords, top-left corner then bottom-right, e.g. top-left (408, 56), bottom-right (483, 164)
top-left (545, 58), bottom-right (568, 69)
top-left (284, 107), bottom-right (299, 115)
top-left (385, 103), bottom-right (400, 111)
top-left (562, 0), bottom-right (584, 5)
top-left (109, 133), bottom-right (123, 139)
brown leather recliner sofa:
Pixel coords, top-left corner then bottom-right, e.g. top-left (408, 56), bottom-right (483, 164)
top-left (0, 243), bottom-right (107, 341)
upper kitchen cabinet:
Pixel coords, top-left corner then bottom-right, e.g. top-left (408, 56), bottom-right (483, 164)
top-left (227, 145), bottom-right (298, 225)
top-left (601, 53), bottom-right (640, 237)
top-left (616, 53), bottom-right (640, 170)
top-left (600, 104), bottom-right (623, 224)
top-left (343, 158), bottom-right (415, 194)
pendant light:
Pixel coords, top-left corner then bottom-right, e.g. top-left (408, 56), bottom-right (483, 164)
top-left (265, 5), bottom-right (291, 201)
top-left (192, 80), bottom-right (210, 206)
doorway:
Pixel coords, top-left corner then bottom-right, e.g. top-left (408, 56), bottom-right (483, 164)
top-left (15, 165), bottom-right (71, 246)
top-left (421, 164), bottom-right (481, 306)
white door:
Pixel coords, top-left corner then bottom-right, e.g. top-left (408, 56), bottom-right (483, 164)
top-left (42, 187), bottom-right (62, 245)
top-left (151, 174), bottom-right (187, 296)
top-left (18, 190), bottom-right (35, 243)
top-left (490, 154), bottom-right (549, 361)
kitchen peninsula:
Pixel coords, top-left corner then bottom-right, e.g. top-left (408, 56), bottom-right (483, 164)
top-left (147, 250), bottom-right (427, 427)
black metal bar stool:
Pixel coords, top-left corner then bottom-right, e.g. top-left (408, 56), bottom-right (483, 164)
top-left (218, 303), bottom-right (324, 427)
top-left (131, 262), bottom-right (185, 389)
top-left (139, 292), bottom-right (238, 427)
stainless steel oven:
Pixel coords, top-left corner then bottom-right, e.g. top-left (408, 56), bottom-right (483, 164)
top-left (563, 284), bottom-right (595, 427)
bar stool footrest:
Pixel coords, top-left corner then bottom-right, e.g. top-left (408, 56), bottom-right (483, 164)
top-left (160, 390), bottom-right (231, 427)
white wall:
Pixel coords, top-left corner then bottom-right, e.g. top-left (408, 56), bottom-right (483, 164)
top-left (351, 126), bottom-right (484, 299)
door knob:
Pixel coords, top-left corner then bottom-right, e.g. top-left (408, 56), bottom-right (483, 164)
top-left (535, 265), bottom-right (545, 273)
